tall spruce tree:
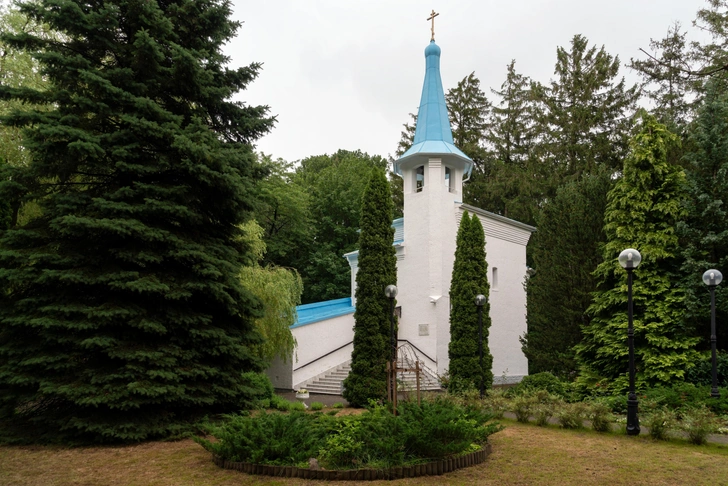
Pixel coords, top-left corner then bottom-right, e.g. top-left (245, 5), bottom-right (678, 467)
top-left (521, 170), bottom-right (611, 378)
top-left (629, 23), bottom-right (695, 132)
top-left (532, 35), bottom-right (639, 189)
top-left (448, 212), bottom-right (492, 392)
top-left (576, 112), bottom-right (698, 390)
top-left (342, 169), bottom-right (397, 407)
top-left (0, 0), bottom-right (273, 442)
top-left (482, 61), bottom-right (541, 225)
top-left (679, 79), bottom-right (728, 352)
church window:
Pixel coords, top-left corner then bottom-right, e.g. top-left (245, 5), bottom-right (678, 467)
top-left (445, 166), bottom-right (452, 192)
top-left (416, 166), bottom-right (425, 192)
top-left (492, 267), bottom-right (499, 290)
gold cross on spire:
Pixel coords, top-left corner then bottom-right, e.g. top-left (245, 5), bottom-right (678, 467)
top-left (427, 10), bottom-right (439, 41)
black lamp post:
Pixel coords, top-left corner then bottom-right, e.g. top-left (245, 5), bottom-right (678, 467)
top-left (384, 285), bottom-right (398, 363)
top-left (475, 294), bottom-right (486, 398)
top-left (702, 269), bottom-right (723, 399)
top-left (384, 285), bottom-right (398, 406)
top-left (618, 248), bottom-right (642, 436)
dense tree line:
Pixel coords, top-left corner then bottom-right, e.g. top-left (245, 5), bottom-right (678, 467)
top-left (3, 0), bottom-right (728, 442)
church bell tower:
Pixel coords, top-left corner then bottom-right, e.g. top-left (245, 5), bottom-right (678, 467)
top-left (392, 19), bottom-right (475, 374)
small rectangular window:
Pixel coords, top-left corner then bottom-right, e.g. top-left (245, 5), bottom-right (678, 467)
top-left (445, 166), bottom-right (454, 193)
top-left (492, 267), bottom-right (498, 291)
top-left (416, 166), bottom-right (425, 192)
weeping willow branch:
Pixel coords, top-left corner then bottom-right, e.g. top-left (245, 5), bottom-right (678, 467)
top-left (238, 220), bottom-right (301, 364)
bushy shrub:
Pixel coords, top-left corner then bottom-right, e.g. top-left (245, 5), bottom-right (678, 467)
top-left (196, 411), bottom-right (337, 464)
top-left (556, 402), bottom-right (587, 429)
top-left (684, 352), bottom-right (728, 388)
top-left (482, 388), bottom-right (508, 419)
top-left (289, 401), bottom-right (306, 412)
top-left (597, 394), bottom-right (628, 414)
top-left (197, 396), bottom-right (502, 469)
top-left (643, 407), bottom-right (676, 440)
top-left (510, 390), bottom-right (560, 425)
top-left (532, 403), bottom-right (554, 427)
top-left (586, 402), bottom-right (613, 432)
top-left (643, 383), bottom-right (706, 410)
top-left (310, 402), bottom-right (324, 411)
top-left (510, 372), bottom-right (566, 397)
top-left (332, 402), bottom-right (344, 409)
top-left (512, 395), bottom-right (532, 423)
top-left (642, 383), bottom-right (728, 415)
top-left (269, 395), bottom-right (291, 411)
top-left (241, 372), bottom-right (275, 403)
top-left (397, 397), bottom-right (499, 459)
top-left (680, 406), bottom-right (719, 445)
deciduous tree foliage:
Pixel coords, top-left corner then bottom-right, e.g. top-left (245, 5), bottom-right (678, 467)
top-left (576, 112), bottom-right (698, 390)
top-left (448, 211), bottom-right (492, 392)
top-left (237, 220), bottom-right (301, 364)
top-left (342, 169), bottom-right (397, 407)
top-left (293, 150), bottom-right (387, 304)
top-left (522, 170), bottom-right (611, 378)
top-left (0, 0), bottom-right (273, 442)
top-left (251, 154), bottom-right (312, 270)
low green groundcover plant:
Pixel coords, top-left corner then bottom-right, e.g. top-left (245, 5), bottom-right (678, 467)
top-left (195, 396), bottom-right (501, 469)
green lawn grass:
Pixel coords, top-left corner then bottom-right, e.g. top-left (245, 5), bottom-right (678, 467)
top-left (1, 418), bottom-right (726, 485)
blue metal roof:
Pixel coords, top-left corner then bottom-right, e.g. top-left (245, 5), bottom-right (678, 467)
top-left (412, 41), bottom-right (455, 147)
top-left (292, 297), bottom-right (355, 328)
top-left (395, 41), bottom-right (473, 175)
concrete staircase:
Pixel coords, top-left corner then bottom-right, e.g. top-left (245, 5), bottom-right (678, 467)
top-left (304, 362), bottom-right (351, 395)
top-left (302, 358), bottom-right (441, 395)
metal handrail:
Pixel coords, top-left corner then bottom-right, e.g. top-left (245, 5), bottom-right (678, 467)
top-left (397, 339), bottom-right (436, 365)
top-left (292, 339), bottom-right (437, 374)
top-left (292, 340), bottom-right (353, 372)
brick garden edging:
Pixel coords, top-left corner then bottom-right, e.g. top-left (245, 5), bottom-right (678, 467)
top-left (211, 443), bottom-right (492, 480)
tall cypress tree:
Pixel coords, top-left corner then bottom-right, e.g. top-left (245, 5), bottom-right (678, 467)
top-left (576, 112), bottom-right (698, 390)
top-left (342, 168), bottom-right (396, 407)
top-left (0, 0), bottom-right (273, 442)
top-left (448, 212), bottom-right (492, 392)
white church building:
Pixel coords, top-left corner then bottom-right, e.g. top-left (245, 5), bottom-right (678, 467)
top-left (267, 37), bottom-right (535, 393)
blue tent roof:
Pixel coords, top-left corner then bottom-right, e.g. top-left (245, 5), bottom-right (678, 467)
top-left (395, 41), bottom-right (473, 175)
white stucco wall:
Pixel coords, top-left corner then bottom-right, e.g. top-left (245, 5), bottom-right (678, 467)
top-left (466, 205), bottom-right (532, 383)
top-left (290, 312), bottom-right (355, 388)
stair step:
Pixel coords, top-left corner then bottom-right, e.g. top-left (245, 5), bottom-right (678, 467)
top-left (302, 360), bottom-right (440, 395)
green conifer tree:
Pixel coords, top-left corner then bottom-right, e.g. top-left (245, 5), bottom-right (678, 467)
top-left (0, 0), bottom-right (273, 442)
top-left (576, 112), bottom-right (698, 390)
top-left (679, 79), bottom-right (728, 351)
top-left (342, 169), bottom-right (396, 407)
top-left (448, 212), bottom-right (492, 392)
top-left (522, 170), bottom-right (611, 378)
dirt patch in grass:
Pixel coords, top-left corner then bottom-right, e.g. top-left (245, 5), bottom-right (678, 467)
top-left (1, 418), bottom-right (727, 485)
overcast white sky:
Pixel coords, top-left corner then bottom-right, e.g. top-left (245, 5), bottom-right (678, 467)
top-left (228, 1), bottom-right (707, 163)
